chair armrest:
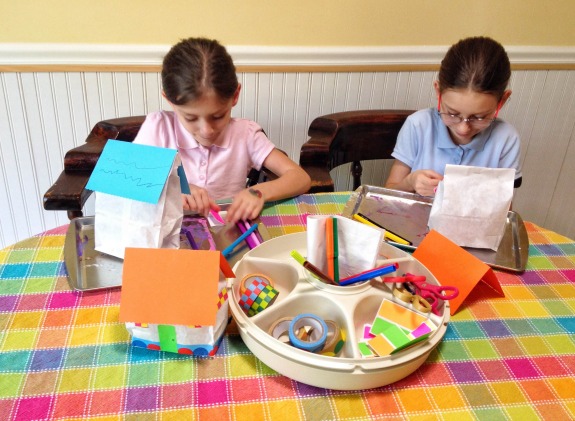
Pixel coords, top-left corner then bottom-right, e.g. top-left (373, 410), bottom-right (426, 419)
top-left (43, 116), bottom-right (146, 217)
top-left (43, 171), bottom-right (93, 219)
top-left (64, 116), bottom-right (147, 172)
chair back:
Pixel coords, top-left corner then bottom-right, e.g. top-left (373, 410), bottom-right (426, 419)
top-left (300, 110), bottom-right (415, 193)
top-left (44, 116), bottom-right (276, 218)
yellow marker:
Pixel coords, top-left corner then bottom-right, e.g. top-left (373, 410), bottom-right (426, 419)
top-left (352, 213), bottom-right (411, 246)
top-left (352, 213), bottom-right (377, 227)
top-left (383, 230), bottom-right (411, 246)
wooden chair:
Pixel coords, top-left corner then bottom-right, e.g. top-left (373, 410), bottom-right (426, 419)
top-left (299, 110), bottom-right (415, 193)
top-left (43, 116), bottom-right (278, 219)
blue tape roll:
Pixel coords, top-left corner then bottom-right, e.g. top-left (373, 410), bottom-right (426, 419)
top-left (288, 313), bottom-right (328, 353)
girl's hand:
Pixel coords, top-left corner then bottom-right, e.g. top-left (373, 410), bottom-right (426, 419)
top-left (225, 188), bottom-right (264, 225)
top-left (408, 170), bottom-right (443, 196)
top-left (182, 185), bottom-right (219, 216)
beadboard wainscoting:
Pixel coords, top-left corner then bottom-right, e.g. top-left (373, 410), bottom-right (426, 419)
top-left (1, 45), bottom-right (575, 248)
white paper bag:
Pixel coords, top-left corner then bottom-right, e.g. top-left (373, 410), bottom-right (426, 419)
top-left (306, 215), bottom-right (383, 278)
top-left (428, 164), bottom-right (515, 251)
top-left (94, 156), bottom-right (183, 259)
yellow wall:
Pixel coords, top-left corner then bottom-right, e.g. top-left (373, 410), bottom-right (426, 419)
top-left (1, 0), bottom-right (574, 46)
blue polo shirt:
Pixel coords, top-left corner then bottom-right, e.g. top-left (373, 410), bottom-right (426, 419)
top-left (392, 108), bottom-right (522, 181)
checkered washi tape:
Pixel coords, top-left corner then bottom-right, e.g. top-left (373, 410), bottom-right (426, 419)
top-left (247, 284), bottom-right (279, 316)
top-left (238, 278), bottom-right (269, 311)
top-left (217, 287), bottom-right (228, 309)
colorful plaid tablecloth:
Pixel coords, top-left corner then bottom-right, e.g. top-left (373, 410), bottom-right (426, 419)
top-left (1, 193), bottom-right (574, 420)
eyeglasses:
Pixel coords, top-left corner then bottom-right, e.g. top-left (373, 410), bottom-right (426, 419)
top-left (437, 94), bottom-right (503, 129)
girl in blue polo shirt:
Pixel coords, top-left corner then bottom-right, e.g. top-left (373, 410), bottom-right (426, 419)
top-left (385, 36), bottom-right (522, 197)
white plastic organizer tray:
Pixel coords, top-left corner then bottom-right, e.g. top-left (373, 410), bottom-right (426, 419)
top-left (230, 231), bottom-right (450, 390)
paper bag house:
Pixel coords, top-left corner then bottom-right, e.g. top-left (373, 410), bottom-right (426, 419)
top-left (85, 139), bottom-right (183, 259)
top-left (119, 248), bottom-right (236, 356)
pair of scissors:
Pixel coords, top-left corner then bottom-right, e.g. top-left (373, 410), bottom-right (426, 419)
top-left (383, 274), bottom-right (459, 315)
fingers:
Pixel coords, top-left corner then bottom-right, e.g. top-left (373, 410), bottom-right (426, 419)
top-left (412, 170), bottom-right (443, 196)
top-left (225, 189), bottom-right (263, 224)
top-left (182, 186), bottom-right (212, 216)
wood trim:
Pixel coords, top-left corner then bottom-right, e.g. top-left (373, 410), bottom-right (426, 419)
top-left (3, 63), bottom-right (575, 73)
top-left (1, 44), bottom-right (575, 73)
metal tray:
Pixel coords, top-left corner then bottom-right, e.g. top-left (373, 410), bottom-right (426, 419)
top-left (64, 206), bottom-right (270, 291)
top-left (342, 185), bottom-right (529, 272)
top-left (64, 217), bottom-right (124, 291)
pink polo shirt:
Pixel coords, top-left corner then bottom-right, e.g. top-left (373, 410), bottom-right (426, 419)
top-left (133, 111), bottom-right (275, 199)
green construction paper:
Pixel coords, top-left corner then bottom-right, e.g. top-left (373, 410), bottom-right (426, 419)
top-left (380, 323), bottom-right (411, 348)
top-left (158, 324), bottom-right (178, 353)
top-left (357, 341), bottom-right (374, 357)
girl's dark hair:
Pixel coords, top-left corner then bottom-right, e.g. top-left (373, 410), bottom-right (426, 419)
top-left (162, 37), bottom-right (238, 105)
top-left (438, 36), bottom-right (511, 98)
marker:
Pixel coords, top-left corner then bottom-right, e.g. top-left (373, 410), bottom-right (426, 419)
top-left (325, 218), bottom-right (335, 279)
top-left (332, 218), bottom-right (339, 283)
top-left (222, 223), bottom-right (259, 257)
top-left (209, 209), bottom-right (225, 225)
top-left (180, 227), bottom-right (199, 250)
top-left (290, 250), bottom-right (336, 285)
top-left (236, 220), bottom-right (260, 250)
top-left (177, 165), bottom-right (191, 194)
top-left (354, 213), bottom-right (411, 246)
top-left (338, 263), bottom-right (399, 286)
top-left (243, 220), bottom-right (261, 247)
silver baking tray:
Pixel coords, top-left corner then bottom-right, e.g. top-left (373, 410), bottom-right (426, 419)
top-left (64, 205), bottom-right (270, 291)
top-left (342, 185), bottom-right (529, 272)
top-left (64, 216), bottom-right (124, 291)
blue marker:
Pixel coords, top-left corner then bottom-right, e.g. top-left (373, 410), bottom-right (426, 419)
top-left (338, 263), bottom-right (399, 286)
top-left (177, 165), bottom-right (191, 194)
top-left (222, 223), bottom-right (259, 258)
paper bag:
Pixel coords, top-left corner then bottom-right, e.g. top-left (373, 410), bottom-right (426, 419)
top-left (306, 215), bottom-right (383, 278)
top-left (428, 164), bottom-right (515, 250)
top-left (86, 140), bottom-right (183, 259)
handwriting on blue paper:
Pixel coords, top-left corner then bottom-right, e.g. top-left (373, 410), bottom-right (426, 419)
top-left (86, 140), bottom-right (177, 204)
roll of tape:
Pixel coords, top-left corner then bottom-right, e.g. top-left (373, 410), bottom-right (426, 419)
top-left (320, 320), bottom-right (346, 356)
top-left (238, 277), bottom-right (269, 313)
top-left (248, 284), bottom-right (279, 316)
top-left (268, 317), bottom-right (293, 343)
top-left (411, 295), bottom-right (432, 313)
top-left (269, 317), bottom-right (320, 345)
top-left (393, 286), bottom-right (431, 314)
top-left (239, 273), bottom-right (273, 295)
top-left (393, 286), bottom-right (414, 303)
top-left (288, 313), bottom-right (328, 353)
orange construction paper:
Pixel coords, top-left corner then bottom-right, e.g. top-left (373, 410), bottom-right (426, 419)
top-left (119, 248), bottom-right (234, 326)
top-left (367, 335), bottom-right (395, 356)
top-left (413, 230), bottom-right (503, 315)
top-left (376, 300), bottom-right (428, 331)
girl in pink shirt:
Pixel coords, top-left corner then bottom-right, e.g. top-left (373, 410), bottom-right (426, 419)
top-left (134, 37), bottom-right (310, 224)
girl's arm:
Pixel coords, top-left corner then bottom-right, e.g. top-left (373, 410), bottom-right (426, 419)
top-left (225, 149), bottom-right (311, 224)
top-left (385, 160), bottom-right (443, 197)
top-left (253, 149), bottom-right (311, 201)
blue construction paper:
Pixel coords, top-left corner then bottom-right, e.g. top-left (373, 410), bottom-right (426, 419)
top-left (86, 140), bottom-right (177, 204)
